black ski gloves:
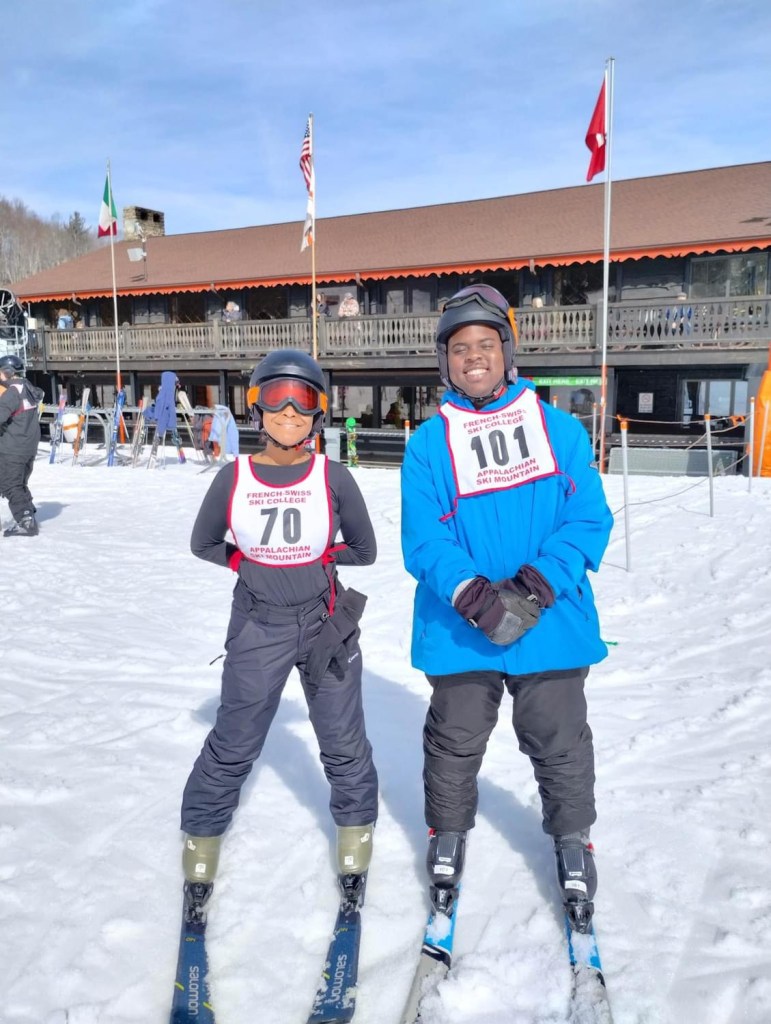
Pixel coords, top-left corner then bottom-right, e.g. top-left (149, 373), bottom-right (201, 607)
top-left (498, 565), bottom-right (555, 609)
top-left (453, 575), bottom-right (542, 646)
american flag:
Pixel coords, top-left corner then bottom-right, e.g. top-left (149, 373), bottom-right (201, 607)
top-left (299, 117), bottom-right (313, 192)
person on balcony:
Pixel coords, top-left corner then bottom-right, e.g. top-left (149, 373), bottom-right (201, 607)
top-left (222, 301), bottom-right (242, 323)
top-left (338, 292), bottom-right (360, 318)
top-left (0, 354), bottom-right (45, 537)
top-left (400, 284), bottom-right (613, 935)
top-left (179, 348), bottom-right (378, 921)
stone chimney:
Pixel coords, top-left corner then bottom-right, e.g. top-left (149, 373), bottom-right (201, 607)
top-left (123, 206), bottom-right (165, 241)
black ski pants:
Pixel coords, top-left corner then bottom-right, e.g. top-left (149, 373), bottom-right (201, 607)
top-left (0, 453), bottom-right (36, 521)
top-left (181, 593), bottom-right (378, 837)
top-left (423, 667), bottom-right (595, 836)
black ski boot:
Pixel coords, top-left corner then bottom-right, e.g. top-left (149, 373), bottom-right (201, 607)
top-left (4, 512), bottom-right (39, 537)
top-left (183, 880), bottom-right (213, 926)
top-left (426, 829), bottom-right (466, 917)
top-left (554, 830), bottom-right (597, 933)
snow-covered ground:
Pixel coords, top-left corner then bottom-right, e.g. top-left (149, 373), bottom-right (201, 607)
top-left (2, 446), bottom-right (770, 1024)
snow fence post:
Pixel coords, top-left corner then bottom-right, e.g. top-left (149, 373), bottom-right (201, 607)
top-left (705, 414), bottom-right (714, 518)
top-left (620, 419), bottom-right (631, 572)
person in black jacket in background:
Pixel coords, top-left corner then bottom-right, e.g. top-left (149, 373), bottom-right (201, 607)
top-left (0, 355), bottom-right (45, 537)
top-left (179, 349), bottom-right (378, 920)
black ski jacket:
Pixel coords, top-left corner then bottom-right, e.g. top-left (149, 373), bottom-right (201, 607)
top-left (0, 378), bottom-right (45, 459)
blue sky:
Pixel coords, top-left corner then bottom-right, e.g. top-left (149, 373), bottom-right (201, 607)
top-left (3, 0), bottom-right (770, 236)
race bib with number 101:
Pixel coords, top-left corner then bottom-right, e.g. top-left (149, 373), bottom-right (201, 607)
top-left (440, 389), bottom-right (559, 497)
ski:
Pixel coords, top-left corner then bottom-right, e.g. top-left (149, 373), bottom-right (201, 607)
top-left (169, 882), bottom-right (215, 1024)
top-left (48, 389), bottom-right (67, 464)
top-left (72, 388), bottom-right (90, 464)
top-left (107, 388), bottom-right (126, 467)
top-left (566, 916), bottom-right (614, 1023)
top-left (131, 397), bottom-right (148, 466)
top-left (307, 874), bottom-right (366, 1024)
top-left (400, 893), bottom-right (459, 1024)
top-left (178, 390), bottom-right (209, 463)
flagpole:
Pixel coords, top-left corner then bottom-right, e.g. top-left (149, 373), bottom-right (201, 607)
top-left (106, 160), bottom-right (122, 393)
top-left (309, 113), bottom-right (318, 361)
top-left (598, 57), bottom-right (614, 473)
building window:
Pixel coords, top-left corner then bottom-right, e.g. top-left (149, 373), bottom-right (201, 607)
top-left (689, 253), bottom-right (768, 299)
top-left (682, 379), bottom-right (748, 423)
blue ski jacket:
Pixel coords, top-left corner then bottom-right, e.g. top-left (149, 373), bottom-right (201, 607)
top-left (401, 380), bottom-right (613, 676)
top-left (144, 371), bottom-right (179, 435)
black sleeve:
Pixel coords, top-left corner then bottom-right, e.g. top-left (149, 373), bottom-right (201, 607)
top-left (190, 463), bottom-right (241, 568)
top-left (329, 462), bottom-right (377, 567)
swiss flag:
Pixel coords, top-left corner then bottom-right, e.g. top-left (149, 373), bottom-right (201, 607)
top-left (585, 79), bottom-right (606, 181)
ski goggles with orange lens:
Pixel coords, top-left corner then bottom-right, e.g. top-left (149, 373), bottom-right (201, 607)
top-left (247, 377), bottom-right (328, 415)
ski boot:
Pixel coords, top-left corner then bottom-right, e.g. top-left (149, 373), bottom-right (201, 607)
top-left (336, 823), bottom-right (373, 910)
top-left (426, 829), bottom-right (466, 917)
top-left (4, 511), bottom-right (39, 537)
top-left (182, 834), bottom-right (221, 925)
top-left (554, 830), bottom-right (597, 933)
top-left (183, 834), bottom-right (221, 883)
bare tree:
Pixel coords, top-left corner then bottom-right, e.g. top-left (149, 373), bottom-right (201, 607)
top-left (0, 197), bottom-right (99, 287)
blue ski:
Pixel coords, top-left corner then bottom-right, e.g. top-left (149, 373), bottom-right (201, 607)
top-left (565, 916), bottom-right (614, 1023)
top-left (169, 884), bottom-right (215, 1024)
top-left (400, 893), bottom-right (459, 1024)
top-left (107, 388), bottom-right (126, 466)
top-left (308, 875), bottom-right (367, 1024)
top-left (49, 390), bottom-right (67, 464)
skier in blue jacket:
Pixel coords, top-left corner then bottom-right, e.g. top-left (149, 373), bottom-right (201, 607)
top-left (401, 284), bottom-right (612, 932)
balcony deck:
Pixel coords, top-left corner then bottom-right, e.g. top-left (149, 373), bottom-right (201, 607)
top-left (28, 296), bottom-right (771, 374)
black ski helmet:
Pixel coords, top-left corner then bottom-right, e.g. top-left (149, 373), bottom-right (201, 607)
top-left (0, 353), bottom-right (25, 377)
top-left (436, 284), bottom-right (518, 392)
top-left (247, 348), bottom-right (327, 442)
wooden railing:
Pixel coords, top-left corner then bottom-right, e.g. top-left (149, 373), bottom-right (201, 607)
top-left (28, 296), bottom-right (771, 365)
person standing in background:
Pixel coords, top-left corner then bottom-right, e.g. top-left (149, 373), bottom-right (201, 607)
top-left (0, 354), bottom-right (45, 537)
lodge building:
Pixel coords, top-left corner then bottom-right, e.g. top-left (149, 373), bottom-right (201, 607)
top-left (11, 162), bottom-right (771, 464)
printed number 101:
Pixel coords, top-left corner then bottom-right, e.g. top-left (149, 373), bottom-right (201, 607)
top-left (470, 426), bottom-right (529, 469)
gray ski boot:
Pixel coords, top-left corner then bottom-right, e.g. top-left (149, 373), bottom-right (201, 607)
top-left (336, 823), bottom-right (374, 909)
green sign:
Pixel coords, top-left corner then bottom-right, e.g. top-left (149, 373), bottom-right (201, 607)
top-left (529, 376), bottom-right (602, 387)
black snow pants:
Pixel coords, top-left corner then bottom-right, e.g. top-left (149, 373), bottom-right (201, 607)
top-left (181, 590), bottom-right (378, 837)
top-left (423, 667), bottom-right (595, 836)
top-left (0, 453), bottom-right (36, 521)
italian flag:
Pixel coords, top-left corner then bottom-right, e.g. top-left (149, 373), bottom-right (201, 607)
top-left (98, 174), bottom-right (118, 237)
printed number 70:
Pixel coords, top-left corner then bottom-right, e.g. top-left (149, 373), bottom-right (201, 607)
top-left (260, 507), bottom-right (302, 544)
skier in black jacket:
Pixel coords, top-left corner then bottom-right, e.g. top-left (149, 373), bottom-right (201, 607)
top-left (0, 355), bottom-right (45, 537)
top-left (180, 349), bottom-right (378, 915)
